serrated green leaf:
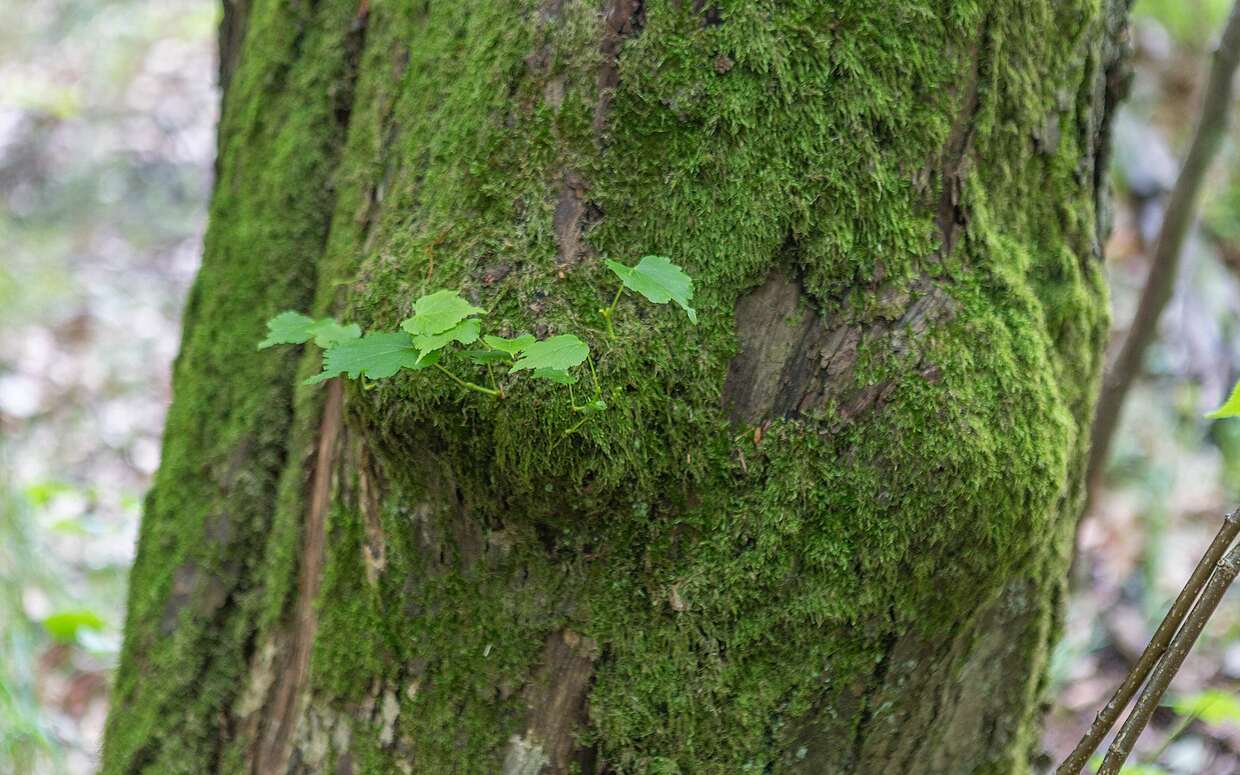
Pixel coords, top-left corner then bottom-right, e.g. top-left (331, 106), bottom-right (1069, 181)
top-left (605, 255), bottom-right (697, 323)
top-left (259, 311), bottom-right (316, 348)
top-left (532, 367), bottom-right (578, 384)
top-left (309, 318), bottom-right (361, 347)
top-left (400, 290), bottom-right (485, 337)
top-left (483, 333), bottom-right (536, 356)
top-left (1171, 689), bottom-right (1240, 725)
top-left (259, 311), bottom-right (360, 349)
top-left (411, 318), bottom-right (480, 359)
top-left (510, 334), bottom-right (589, 374)
top-left (304, 332), bottom-right (432, 385)
top-left (1207, 381), bottom-right (1240, 420)
top-left (463, 349), bottom-right (511, 365)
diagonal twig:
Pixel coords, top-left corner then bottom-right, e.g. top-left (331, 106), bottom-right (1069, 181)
top-left (1057, 509), bottom-right (1240, 774)
top-left (1097, 541), bottom-right (1240, 773)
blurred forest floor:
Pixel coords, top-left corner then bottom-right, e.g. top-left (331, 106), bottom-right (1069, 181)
top-left (0, 0), bottom-right (215, 771)
top-left (4, 1), bottom-right (1240, 773)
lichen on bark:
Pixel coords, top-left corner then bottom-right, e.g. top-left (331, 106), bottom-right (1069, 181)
top-left (104, 1), bottom-right (1125, 773)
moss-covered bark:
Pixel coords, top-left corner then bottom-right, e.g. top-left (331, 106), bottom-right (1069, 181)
top-left (104, 1), bottom-right (1127, 773)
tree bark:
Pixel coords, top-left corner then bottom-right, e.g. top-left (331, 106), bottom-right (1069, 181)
top-left (103, 1), bottom-right (1128, 773)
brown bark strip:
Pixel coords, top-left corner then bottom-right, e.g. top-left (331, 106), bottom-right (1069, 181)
top-left (935, 31), bottom-right (983, 260)
top-left (594, 0), bottom-right (644, 139)
top-left (218, 0), bottom-right (251, 102)
top-left (251, 379), bottom-right (344, 775)
top-left (356, 443), bottom-right (387, 585)
top-left (553, 170), bottom-right (592, 267)
top-left (502, 629), bottom-right (600, 775)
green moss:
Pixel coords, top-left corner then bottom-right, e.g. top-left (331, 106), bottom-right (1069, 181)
top-left (301, 0), bottom-right (1110, 770)
top-left (109, 0), bottom-right (1115, 771)
top-left (101, 0), bottom-right (370, 770)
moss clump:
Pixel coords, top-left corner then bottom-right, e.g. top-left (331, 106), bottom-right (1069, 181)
top-left (304, 0), bottom-right (1109, 771)
top-left (109, 0), bottom-right (1114, 772)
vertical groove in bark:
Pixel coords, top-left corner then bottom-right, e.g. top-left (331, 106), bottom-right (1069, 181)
top-left (252, 380), bottom-right (344, 775)
top-left (503, 629), bottom-right (600, 775)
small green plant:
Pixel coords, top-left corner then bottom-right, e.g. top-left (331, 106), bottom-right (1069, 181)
top-left (258, 255), bottom-right (696, 427)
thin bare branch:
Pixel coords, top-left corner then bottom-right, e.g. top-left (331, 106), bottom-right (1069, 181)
top-left (1057, 509), bottom-right (1240, 774)
top-left (1086, 0), bottom-right (1240, 503)
top-left (1096, 541), bottom-right (1240, 773)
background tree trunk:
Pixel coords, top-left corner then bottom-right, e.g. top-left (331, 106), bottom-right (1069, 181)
top-left (103, 1), bottom-right (1128, 772)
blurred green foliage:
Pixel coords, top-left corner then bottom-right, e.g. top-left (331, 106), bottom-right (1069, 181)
top-left (1135, 0), bottom-right (1233, 46)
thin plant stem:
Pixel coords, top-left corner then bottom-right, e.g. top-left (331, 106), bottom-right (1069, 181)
top-left (586, 354), bottom-right (602, 399)
top-left (1098, 542), bottom-right (1240, 774)
top-left (1058, 508), bottom-right (1240, 774)
top-left (433, 363), bottom-right (500, 397)
top-left (602, 285), bottom-right (624, 338)
top-left (1144, 706), bottom-right (1204, 765)
top-left (485, 363), bottom-right (503, 398)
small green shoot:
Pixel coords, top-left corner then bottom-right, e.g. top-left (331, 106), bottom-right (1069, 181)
top-left (260, 254), bottom-right (696, 428)
top-left (602, 254), bottom-right (697, 337)
top-left (510, 334), bottom-right (589, 381)
top-left (400, 289), bottom-right (485, 337)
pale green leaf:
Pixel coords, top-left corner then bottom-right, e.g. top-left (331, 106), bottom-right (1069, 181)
top-left (259, 311), bottom-right (360, 349)
top-left (411, 318), bottom-right (481, 359)
top-left (605, 255), bottom-right (697, 323)
top-left (510, 334), bottom-right (589, 374)
top-left (482, 333), bottom-right (536, 357)
top-left (259, 311), bottom-right (316, 348)
top-left (532, 367), bottom-right (578, 385)
top-left (1207, 381), bottom-right (1240, 420)
top-left (400, 290), bottom-right (485, 337)
top-left (309, 318), bottom-right (361, 347)
top-left (1171, 689), bottom-right (1240, 725)
top-left (304, 332), bottom-right (431, 385)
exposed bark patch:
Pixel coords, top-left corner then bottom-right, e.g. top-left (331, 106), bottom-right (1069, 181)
top-left (553, 170), bottom-right (593, 266)
top-left (1087, 0), bottom-right (1134, 255)
top-left (250, 379), bottom-right (344, 775)
top-left (855, 580), bottom-right (1042, 773)
top-left (502, 629), bottom-right (600, 774)
top-left (934, 34), bottom-right (983, 260)
top-left (723, 270), bottom-right (955, 425)
top-left (218, 0), bottom-right (251, 106)
top-left (594, 0), bottom-right (644, 139)
top-left (781, 580), bottom-right (1044, 773)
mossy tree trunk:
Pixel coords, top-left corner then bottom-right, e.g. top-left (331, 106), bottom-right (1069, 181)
top-left (104, 1), bottom-right (1127, 773)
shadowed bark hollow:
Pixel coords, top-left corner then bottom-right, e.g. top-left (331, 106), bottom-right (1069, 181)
top-left (104, 1), bottom-right (1127, 773)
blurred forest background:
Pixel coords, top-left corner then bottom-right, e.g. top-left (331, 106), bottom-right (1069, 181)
top-left (3, 0), bottom-right (1240, 773)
